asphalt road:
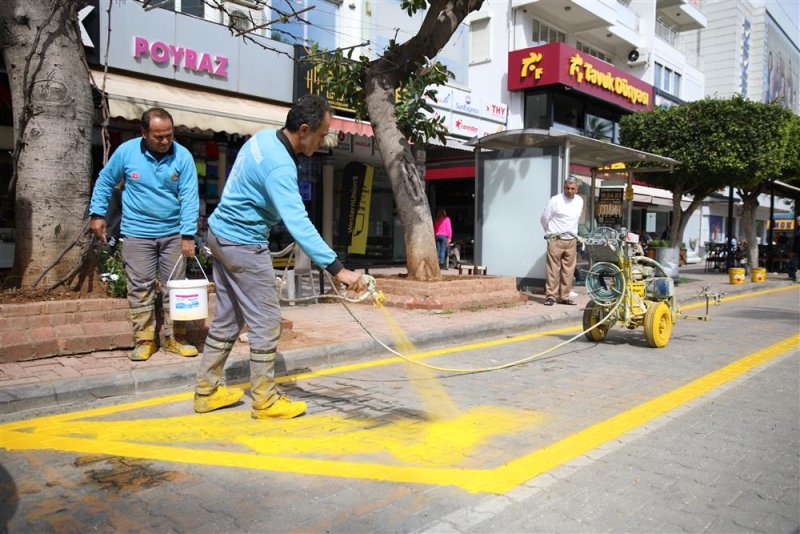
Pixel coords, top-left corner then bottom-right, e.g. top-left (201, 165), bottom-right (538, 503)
top-left (1, 287), bottom-right (798, 533)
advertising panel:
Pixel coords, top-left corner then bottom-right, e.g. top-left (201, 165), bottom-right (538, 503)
top-left (762, 13), bottom-right (799, 112)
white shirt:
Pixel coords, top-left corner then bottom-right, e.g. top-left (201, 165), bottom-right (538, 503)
top-left (540, 193), bottom-right (584, 237)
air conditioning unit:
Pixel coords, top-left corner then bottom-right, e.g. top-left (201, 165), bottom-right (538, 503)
top-left (626, 48), bottom-right (649, 67)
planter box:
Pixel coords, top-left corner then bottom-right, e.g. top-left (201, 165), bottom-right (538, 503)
top-left (0, 293), bottom-right (292, 363)
top-left (372, 275), bottom-right (526, 310)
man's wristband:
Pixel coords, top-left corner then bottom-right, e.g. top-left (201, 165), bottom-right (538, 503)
top-left (181, 235), bottom-right (195, 241)
top-left (90, 214), bottom-right (105, 220)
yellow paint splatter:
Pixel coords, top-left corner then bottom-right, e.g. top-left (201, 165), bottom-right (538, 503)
top-left (380, 304), bottom-right (459, 420)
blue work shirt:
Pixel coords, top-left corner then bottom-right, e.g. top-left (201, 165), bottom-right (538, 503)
top-left (209, 129), bottom-right (340, 273)
top-left (90, 138), bottom-right (199, 238)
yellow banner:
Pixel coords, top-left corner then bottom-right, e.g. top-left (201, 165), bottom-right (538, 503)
top-left (347, 166), bottom-right (374, 255)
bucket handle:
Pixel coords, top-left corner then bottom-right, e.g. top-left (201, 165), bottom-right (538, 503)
top-left (167, 254), bottom-right (209, 284)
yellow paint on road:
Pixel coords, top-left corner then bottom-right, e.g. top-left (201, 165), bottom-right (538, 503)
top-left (1, 286), bottom-right (798, 493)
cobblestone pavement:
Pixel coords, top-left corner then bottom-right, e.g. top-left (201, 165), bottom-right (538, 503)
top-left (0, 287), bottom-right (797, 532)
top-left (1, 266), bottom-right (797, 413)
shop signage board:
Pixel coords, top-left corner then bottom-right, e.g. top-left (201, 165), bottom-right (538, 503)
top-left (426, 85), bottom-right (508, 125)
top-left (95, 0), bottom-right (293, 103)
top-left (352, 135), bottom-right (373, 158)
top-left (507, 42), bottom-right (654, 112)
top-left (335, 131), bottom-right (352, 152)
top-left (596, 188), bottom-right (624, 227)
top-left (766, 218), bottom-right (796, 230)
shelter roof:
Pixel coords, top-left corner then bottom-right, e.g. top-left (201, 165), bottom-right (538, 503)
top-left (466, 128), bottom-right (680, 170)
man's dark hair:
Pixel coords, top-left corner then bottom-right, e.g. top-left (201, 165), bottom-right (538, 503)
top-left (285, 95), bottom-right (333, 133)
top-left (141, 107), bottom-right (174, 131)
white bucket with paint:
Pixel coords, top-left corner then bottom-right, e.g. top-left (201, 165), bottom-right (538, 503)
top-left (166, 256), bottom-right (209, 321)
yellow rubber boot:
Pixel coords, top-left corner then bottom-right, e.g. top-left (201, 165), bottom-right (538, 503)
top-left (194, 386), bottom-right (244, 413)
top-left (163, 336), bottom-right (199, 357)
top-left (252, 396), bottom-right (307, 419)
top-left (129, 341), bottom-right (157, 362)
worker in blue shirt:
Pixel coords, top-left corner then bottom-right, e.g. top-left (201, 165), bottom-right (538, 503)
top-left (89, 108), bottom-right (200, 361)
top-left (194, 95), bottom-right (365, 419)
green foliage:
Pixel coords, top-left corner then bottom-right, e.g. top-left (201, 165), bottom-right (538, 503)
top-left (96, 243), bottom-right (126, 298)
top-left (780, 114), bottom-right (800, 184)
top-left (401, 0), bottom-right (429, 16)
top-left (647, 239), bottom-right (669, 248)
top-left (395, 62), bottom-right (450, 145)
top-left (305, 45), bottom-right (452, 145)
top-left (619, 96), bottom-right (793, 193)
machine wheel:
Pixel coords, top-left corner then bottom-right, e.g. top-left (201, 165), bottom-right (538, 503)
top-left (583, 302), bottom-right (611, 342)
top-left (644, 301), bottom-right (672, 348)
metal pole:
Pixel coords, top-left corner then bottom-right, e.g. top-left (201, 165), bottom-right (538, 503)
top-left (726, 186), bottom-right (735, 269)
top-left (768, 184), bottom-right (775, 267)
top-left (590, 167), bottom-right (596, 232)
top-left (563, 140), bottom-right (571, 184)
top-left (626, 170), bottom-right (633, 232)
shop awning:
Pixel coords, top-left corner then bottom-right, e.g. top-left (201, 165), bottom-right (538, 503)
top-left (330, 117), bottom-right (374, 137)
top-left (425, 165), bottom-right (475, 181)
top-left (91, 70), bottom-right (290, 136)
top-left (426, 136), bottom-right (474, 152)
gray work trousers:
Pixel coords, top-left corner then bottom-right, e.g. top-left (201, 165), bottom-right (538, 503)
top-left (195, 229), bottom-right (282, 409)
top-left (122, 235), bottom-right (185, 342)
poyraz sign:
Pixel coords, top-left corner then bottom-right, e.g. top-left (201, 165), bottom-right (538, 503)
top-left (134, 36), bottom-right (229, 78)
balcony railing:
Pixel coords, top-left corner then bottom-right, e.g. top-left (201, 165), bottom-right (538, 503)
top-left (656, 18), bottom-right (678, 46)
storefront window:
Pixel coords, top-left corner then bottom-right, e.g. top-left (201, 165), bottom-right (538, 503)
top-left (271, 0), bottom-right (336, 50)
top-left (552, 93), bottom-right (584, 132)
top-left (524, 92), bottom-right (550, 129)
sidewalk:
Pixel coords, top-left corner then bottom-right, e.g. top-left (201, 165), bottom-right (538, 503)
top-left (1, 266), bottom-right (795, 414)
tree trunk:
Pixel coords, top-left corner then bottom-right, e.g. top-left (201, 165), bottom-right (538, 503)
top-left (0, 0), bottom-right (94, 289)
top-left (668, 186), bottom-right (702, 249)
top-left (739, 190), bottom-right (762, 268)
top-left (364, 73), bottom-right (440, 281)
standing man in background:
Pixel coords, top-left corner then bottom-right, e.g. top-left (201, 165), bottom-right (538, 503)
top-left (90, 107), bottom-right (200, 361)
top-left (540, 176), bottom-right (584, 306)
top-left (194, 95), bottom-right (365, 420)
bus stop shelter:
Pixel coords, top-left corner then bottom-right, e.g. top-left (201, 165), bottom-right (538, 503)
top-left (466, 128), bottom-right (679, 287)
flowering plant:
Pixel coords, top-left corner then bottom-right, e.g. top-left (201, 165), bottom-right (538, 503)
top-left (97, 239), bottom-right (127, 298)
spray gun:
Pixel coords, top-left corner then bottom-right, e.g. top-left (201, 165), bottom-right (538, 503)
top-left (362, 274), bottom-right (386, 306)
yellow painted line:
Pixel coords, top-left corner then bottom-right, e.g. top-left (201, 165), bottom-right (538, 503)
top-left (1, 332), bottom-right (797, 493)
top-left (1, 285), bottom-right (795, 430)
top-left (1, 286), bottom-right (797, 492)
top-left (475, 332), bottom-right (800, 493)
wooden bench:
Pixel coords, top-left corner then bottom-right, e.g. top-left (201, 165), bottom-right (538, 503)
top-left (458, 264), bottom-right (487, 275)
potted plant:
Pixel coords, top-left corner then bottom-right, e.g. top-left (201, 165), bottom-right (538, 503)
top-left (649, 239), bottom-right (680, 281)
top-left (645, 239), bottom-right (666, 260)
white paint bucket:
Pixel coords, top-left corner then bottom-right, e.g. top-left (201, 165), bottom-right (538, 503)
top-left (167, 278), bottom-right (209, 320)
top-left (166, 255), bottom-right (210, 320)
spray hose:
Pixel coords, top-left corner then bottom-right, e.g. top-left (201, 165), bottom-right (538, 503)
top-left (322, 271), bottom-right (626, 374)
top-left (268, 244), bottom-right (641, 374)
